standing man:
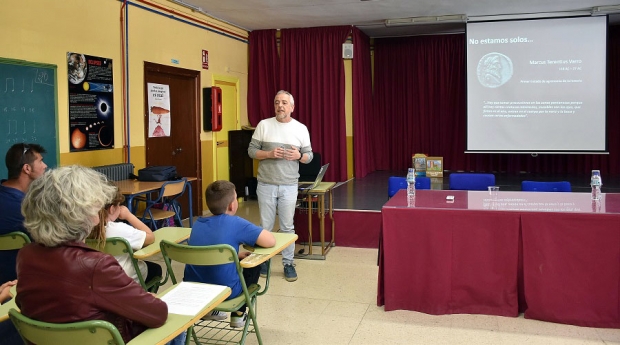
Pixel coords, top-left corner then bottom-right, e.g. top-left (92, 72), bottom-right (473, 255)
top-left (0, 143), bottom-right (47, 283)
top-left (248, 90), bottom-right (313, 282)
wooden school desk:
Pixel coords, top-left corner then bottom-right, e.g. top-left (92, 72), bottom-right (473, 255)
top-left (242, 232), bottom-right (298, 295)
top-left (133, 227), bottom-right (191, 260)
top-left (113, 178), bottom-right (197, 227)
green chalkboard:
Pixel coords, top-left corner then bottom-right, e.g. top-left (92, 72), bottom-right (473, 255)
top-left (0, 58), bottom-right (59, 179)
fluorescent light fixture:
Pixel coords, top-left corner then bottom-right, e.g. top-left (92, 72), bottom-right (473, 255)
top-left (592, 5), bottom-right (620, 15)
top-left (385, 14), bottom-right (467, 27)
top-left (468, 11), bottom-right (591, 22)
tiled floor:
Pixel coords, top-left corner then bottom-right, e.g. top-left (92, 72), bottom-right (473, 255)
top-left (160, 200), bottom-right (620, 345)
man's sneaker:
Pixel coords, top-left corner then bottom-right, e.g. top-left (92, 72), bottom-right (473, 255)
top-left (259, 262), bottom-right (269, 278)
top-left (284, 264), bottom-right (297, 282)
top-left (230, 312), bottom-right (247, 328)
top-left (202, 310), bottom-right (227, 321)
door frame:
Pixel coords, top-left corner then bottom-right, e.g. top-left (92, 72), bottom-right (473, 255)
top-left (212, 75), bottom-right (240, 181)
top-left (143, 61), bottom-right (202, 216)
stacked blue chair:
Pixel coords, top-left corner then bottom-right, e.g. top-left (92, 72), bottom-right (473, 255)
top-left (415, 177), bottom-right (431, 190)
top-left (521, 181), bottom-right (571, 192)
top-left (449, 173), bottom-right (496, 191)
top-left (388, 176), bottom-right (407, 198)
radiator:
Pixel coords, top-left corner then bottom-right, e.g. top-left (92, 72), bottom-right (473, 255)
top-left (91, 163), bottom-right (135, 181)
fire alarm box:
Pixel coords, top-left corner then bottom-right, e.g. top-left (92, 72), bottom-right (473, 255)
top-left (203, 86), bottom-right (222, 131)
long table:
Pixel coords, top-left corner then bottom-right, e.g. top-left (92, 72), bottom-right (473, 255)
top-left (378, 189), bottom-right (620, 328)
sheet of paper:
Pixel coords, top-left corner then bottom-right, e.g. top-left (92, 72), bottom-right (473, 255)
top-left (160, 282), bottom-right (228, 316)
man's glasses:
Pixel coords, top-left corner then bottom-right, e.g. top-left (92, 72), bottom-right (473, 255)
top-left (20, 144), bottom-right (31, 166)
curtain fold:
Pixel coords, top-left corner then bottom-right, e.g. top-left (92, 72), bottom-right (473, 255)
top-left (247, 29), bottom-right (279, 126)
top-left (352, 27), bottom-right (375, 178)
top-left (279, 26), bottom-right (351, 182)
top-left (374, 34), bottom-right (466, 172)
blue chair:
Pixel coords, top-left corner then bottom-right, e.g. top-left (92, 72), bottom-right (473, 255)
top-left (449, 173), bottom-right (495, 191)
top-left (415, 177), bottom-right (431, 190)
top-left (521, 181), bottom-right (571, 192)
top-left (388, 176), bottom-right (407, 198)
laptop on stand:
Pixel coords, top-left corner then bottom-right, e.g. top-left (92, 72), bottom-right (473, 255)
top-left (298, 163), bottom-right (329, 191)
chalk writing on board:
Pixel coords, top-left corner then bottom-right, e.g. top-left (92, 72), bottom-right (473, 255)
top-left (35, 69), bottom-right (53, 86)
top-left (5, 78), bottom-right (14, 92)
top-left (0, 58), bottom-right (58, 179)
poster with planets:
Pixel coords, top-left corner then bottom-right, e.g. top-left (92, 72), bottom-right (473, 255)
top-left (67, 52), bottom-right (114, 151)
top-left (147, 83), bottom-right (171, 138)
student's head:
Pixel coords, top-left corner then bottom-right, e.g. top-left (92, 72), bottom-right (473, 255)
top-left (22, 165), bottom-right (115, 247)
top-left (205, 180), bottom-right (237, 215)
top-left (89, 187), bottom-right (125, 245)
top-left (5, 142), bottom-right (47, 180)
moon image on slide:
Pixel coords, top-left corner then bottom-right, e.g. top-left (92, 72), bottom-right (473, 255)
top-left (477, 52), bottom-right (513, 88)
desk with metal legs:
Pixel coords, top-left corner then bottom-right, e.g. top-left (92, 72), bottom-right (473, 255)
top-left (128, 282), bottom-right (230, 345)
top-left (113, 178), bottom-right (196, 227)
top-left (133, 227), bottom-right (191, 260)
top-left (296, 181), bottom-right (336, 260)
top-left (241, 232), bottom-right (298, 295)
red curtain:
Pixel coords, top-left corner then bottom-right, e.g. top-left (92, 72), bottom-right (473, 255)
top-left (352, 27), bottom-right (375, 178)
top-left (247, 29), bottom-right (279, 126)
top-left (373, 34), bottom-right (466, 172)
top-left (372, 31), bottom-right (620, 175)
top-left (279, 26), bottom-right (351, 182)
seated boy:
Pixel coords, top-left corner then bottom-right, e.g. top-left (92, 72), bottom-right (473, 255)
top-left (183, 180), bottom-right (275, 328)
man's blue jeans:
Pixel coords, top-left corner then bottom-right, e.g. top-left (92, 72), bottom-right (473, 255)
top-left (256, 182), bottom-right (298, 265)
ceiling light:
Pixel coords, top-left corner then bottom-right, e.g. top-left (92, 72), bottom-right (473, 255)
top-left (385, 14), bottom-right (467, 27)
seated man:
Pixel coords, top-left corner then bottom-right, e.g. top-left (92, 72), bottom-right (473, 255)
top-left (0, 143), bottom-right (47, 283)
top-left (183, 180), bottom-right (275, 328)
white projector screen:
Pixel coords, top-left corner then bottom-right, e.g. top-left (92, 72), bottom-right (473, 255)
top-left (466, 16), bottom-right (607, 153)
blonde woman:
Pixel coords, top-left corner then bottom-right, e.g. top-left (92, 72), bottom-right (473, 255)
top-left (16, 166), bottom-right (167, 343)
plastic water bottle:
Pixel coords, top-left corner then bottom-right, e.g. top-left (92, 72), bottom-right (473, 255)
top-left (591, 170), bottom-right (602, 200)
top-left (406, 168), bottom-right (416, 206)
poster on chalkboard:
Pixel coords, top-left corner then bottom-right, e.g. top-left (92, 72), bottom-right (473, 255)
top-left (67, 52), bottom-right (114, 151)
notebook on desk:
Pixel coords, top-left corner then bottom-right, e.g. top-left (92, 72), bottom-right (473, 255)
top-left (298, 163), bottom-right (329, 191)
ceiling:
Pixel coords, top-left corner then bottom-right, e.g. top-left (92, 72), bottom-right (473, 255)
top-left (174, 0), bottom-right (620, 38)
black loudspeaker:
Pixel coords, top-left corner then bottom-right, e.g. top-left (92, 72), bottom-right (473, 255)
top-left (203, 87), bottom-right (222, 131)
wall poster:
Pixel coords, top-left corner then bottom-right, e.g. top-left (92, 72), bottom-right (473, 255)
top-left (147, 83), bottom-right (171, 137)
top-left (67, 52), bottom-right (114, 151)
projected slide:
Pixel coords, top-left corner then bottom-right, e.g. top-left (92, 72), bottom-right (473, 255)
top-left (466, 16), bottom-right (607, 152)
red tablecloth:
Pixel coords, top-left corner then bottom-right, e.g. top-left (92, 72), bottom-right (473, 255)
top-left (521, 212), bottom-right (620, 327)
top-left (379, 190), bottom-right (620, 327)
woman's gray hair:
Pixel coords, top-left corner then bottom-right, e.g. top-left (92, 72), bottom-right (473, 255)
top-left (22, 165), bottom-right (116, 247)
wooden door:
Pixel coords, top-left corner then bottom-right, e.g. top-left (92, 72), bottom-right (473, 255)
top-left (214, 78), bottom-right (238, 181)
top-left (143, 62), bottom-right (202, 219)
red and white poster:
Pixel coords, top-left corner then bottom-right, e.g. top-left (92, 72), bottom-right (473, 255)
top-left (147, 83), bottom-right (171, 137)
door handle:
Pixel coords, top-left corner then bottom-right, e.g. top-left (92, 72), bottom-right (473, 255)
top-left (172, 147), bottom-right (182, 156)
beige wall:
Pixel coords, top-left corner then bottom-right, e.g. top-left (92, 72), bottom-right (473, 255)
top-left (1, 0), bottom-right (356, 195)
top-left (1, 0), bottom-right (250, 210)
